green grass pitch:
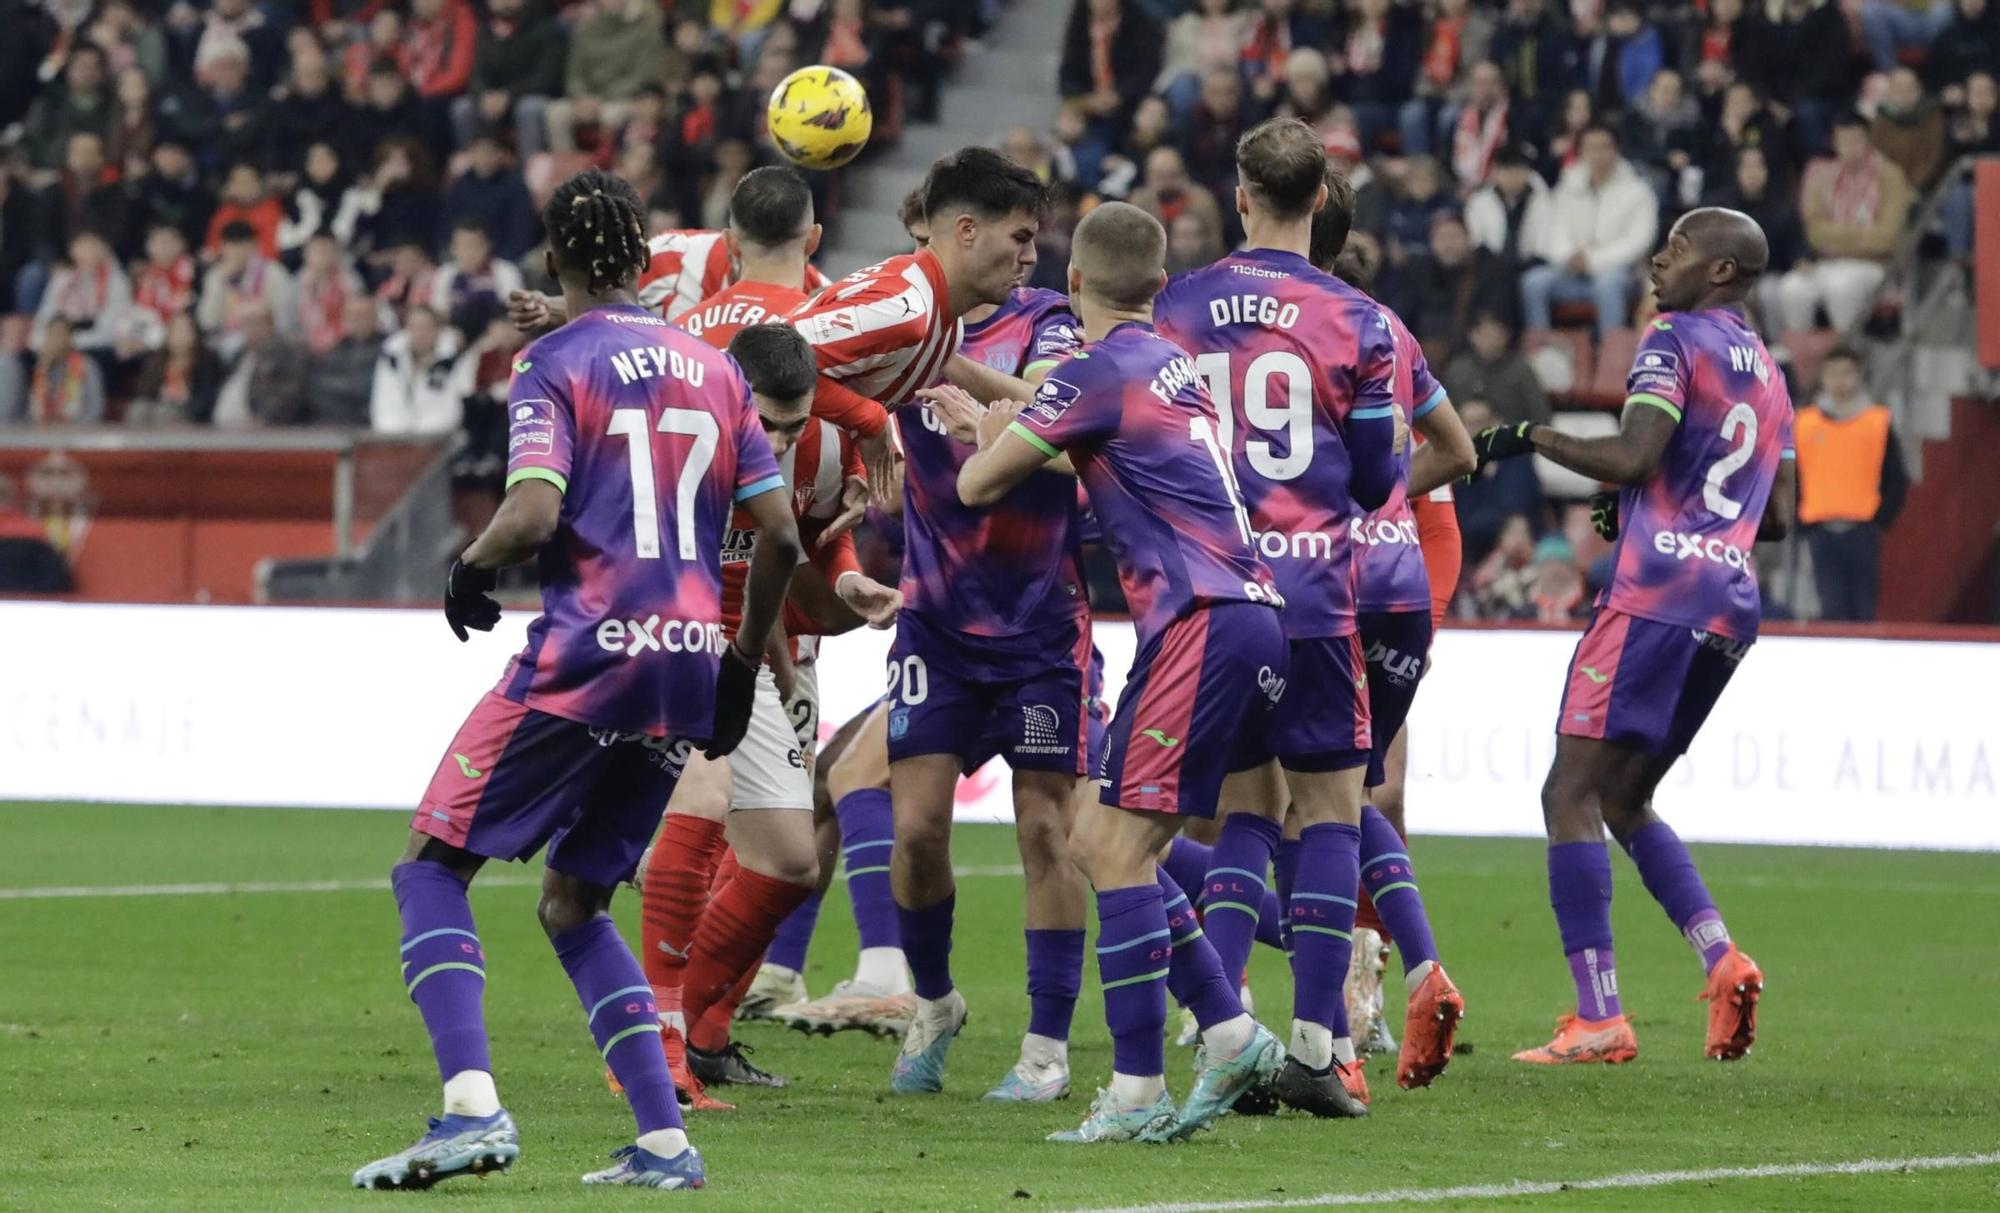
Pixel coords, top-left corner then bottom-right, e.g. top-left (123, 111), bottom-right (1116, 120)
top-left (2, 802), bottom-right (1997, 1212)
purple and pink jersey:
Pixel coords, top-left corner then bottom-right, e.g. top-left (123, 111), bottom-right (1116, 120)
top-left (1012, 321), bottom-right (1281, 647)
top-left (1602, 309), bottom-right (1795, 642)
top-left (1354, 306), bottom-right (1448, 614)
top-left (500, 303), bottom-right (785, 738)
top-left (1153, 247), bottom-right (1399, 639)
top-left (897, 287), bottom-right (1087, 639)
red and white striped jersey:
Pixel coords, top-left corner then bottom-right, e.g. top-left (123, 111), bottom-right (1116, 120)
top-left (637, 229), bottom-right (830, 323)
top-left (789, 248), bottom-right (962, 412)
top-left (718, 416), bottom-right (864, 634)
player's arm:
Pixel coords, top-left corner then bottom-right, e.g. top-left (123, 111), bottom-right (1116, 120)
top-left (959, 402), bottom-right (1058, 506)
top-left (945, 353), bottom-right (1041, 403)
top-left (507, 290), bottom-right (567, 337)
top-left (1521, 398), bottom-right (1678, 485)
top-left (1406, 391), bottom-right (1477, 498)
top-left (1346, 346), bottom-right (1401, 511)
top-left (1758, 450), bottom-right (1797, 542)
top-left (462, 480), bottom-right (562, 568)
top-left (735, 485), bottom-right (804, 656)
top-left (446, 368), bottom-right (573, 639)
top-left (1410, 490), bottom-right (1462, 628)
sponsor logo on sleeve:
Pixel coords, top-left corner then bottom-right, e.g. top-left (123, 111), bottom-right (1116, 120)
top-left (1035, 323), bottom-right (1081, 356)
top-left (1025, 377), bottom-right (1081, 429)
top-left (1628, 349), bottom-right (1681, 394)
top-left (509, 398), bottom-right (558, 456)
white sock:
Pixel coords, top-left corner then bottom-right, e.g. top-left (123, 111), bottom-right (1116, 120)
top-left (1200, 1012), bottom-right (1255, 1056)
top-left (1290, 1020), bottom-right (1333, 1071)
top-left (442, 1070), bottom-right (500, 1118)
top-left (1020, 1032), bottom-right (1068, 1070)
top-left (635, 1127), bottom-right (690, 1158)
top-left (915, 988), bottom-right (961, 1020)
top-left (1333, 1035), bottom-right (1357, 1066)
top-left (1110, 1071), bottom-right (1166, 1106)
top-left (855, 947), bottom-right (911, 994)
top-left (1405, 958), bottom-right (1437, 993)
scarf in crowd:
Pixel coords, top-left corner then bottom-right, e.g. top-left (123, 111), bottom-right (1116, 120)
top-left (29, 353), bottom-right (90, 424)
top-left (220, 257), bottom-right (270, 337)
top-left (1343, 18), bottom-right (1387, 75)
top-left (1423, 13), bottom-right (1464, 88)
top-left (1453, 101), bottom-right (1509, 186)
top-left (136, 255), bottom-right (196, 325)
top-left (298, 269), bottom-right (353, 355)
top-left (51, 262), bottom-right (110, 323)
top-left (374, 265), bottom-right (434, 327)
top-left (1829, 151), bottom-right (1884, 226)
top-left (1089, 14), bottom-right (1120, 94)
top-left (1242, 15), bottom-right (1293, 77)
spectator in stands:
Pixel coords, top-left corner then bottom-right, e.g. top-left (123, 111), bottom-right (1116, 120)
top-left (546, 0), bottom-right (666, 155)
top-left (1541, 88), bottom-right (1597, 179)
top-left (373, 242), bottom-right (437, 330)
top-left (1128, 147), bottom-right (1226, 257)
top-left (1858, 0), bottom-right (1958, 74)
top-left (1059, 0), bottom-right (1163, 180)
top-left (340, 8), bottom-right (406, 104)
top-left (23, 44), bottom-right (112, 172)
top-left (1703, 146), bottom-right (1805, 330)
top-left (1870, 67), bottom-right (1947, 194)
top-left (1400, 0), bottom-right (1494, 157)
top-left (1271, 47), bottom-right (1335, 127)
top-left (1393, 209), bottom-right (1514, 356)
top-left (1442, 61), bottom-right (1517, 190)
top-left (1942, 71), bottom-right (1998, 255)
top-left (211, 299), bottom-right (307, 428)
top-left (1796, 346), bottom-right (1908, 621)
top-left (1445, 311), bottom-right (1550, 427)
top-left (371, 303), bottom-right (471, 434)
top-left (31, 233), bottom-right (134, 379)
top-left (2, 317), bottom-right (105, 425)
top-left (1488, 0), bottom-right (1576, 135)
top-left (1241, 0), bottom-right (1329, 110)
top-left (295, 233), bottom-right (364, 357)
top-left (1619, 68), bottom-right (1700, 203)
top-left (336, 139), bottom-right (444, 265)
top-left (132, 224), bottom-right (195, 342)
top-left (1520, 123), bottom-right (1657, 338)
top-left (1155, 0), bottom-right (1251, 122)
top-left (265, 50), bottom-right (349, 179)
top-left (456, 0), bottom-right (565, 158)
top-left (128, 139), bottom-right (213, 254)
top-left (1165, 209), bottom-right (1226, 275)
top-left (1926, 0), bottom-right (2000, 101)
top-left (1779, 112), bottom-right (1911, 333)
top-left (1002, 126), bottom-right (1076, 190)
top-left (203, 162), bottom-right (282, 259)
top-left (34, 133), bottom-right (130, 269)
top-left (431, 220), bottom-right (524, 337)
top-left (404, 0), bottom-right (479, 105)
top-left (1094, 95), bottom-right (1173, 199)
top-left (1465, 142), bottom-right (1551, 271)
top-left (1381, 155), bottom-right (1454, 258)
top-left (0, 1), bottom-right (56, 135)
top-left (442, 132), bottom-right (539, 264)
top-left (1181, 67), bottom-right (1253, 196)
top-left (1701, 81), bottom-right (1789, 190)
top-left (89, 0), bottom-right (168, 86)
top-left (1469, 514), bottom-right (1540, 617)
top-left (197, 220), bottom-right (295, 361)
top-left (275, 143), bottom-right (349, 268)
top-left (183, 36), bottom-right (266, 175)
top-left (1579, 1), bottom-right (1663, 115)
top-left (1696, 0), bottom-right (1751, 84)
top-left (1333, 0), bottom-right (1422, 151)
top-left (307, 296), bottom-right (386, 428)
top-left (108, 67), bottom-right (156, 181)
top-left (348, 58), bottom-right (448, 170)
top-left (1739, 0), bottom-right (1858, 155)
top-left (1, 164), bottom-right (38, 316)
top-left (195, 0), bottom-right (281, 92)
top-left (1452, 398), bottom-right (1545, 563)
top-left (128, 312), bottom-right (223, 426)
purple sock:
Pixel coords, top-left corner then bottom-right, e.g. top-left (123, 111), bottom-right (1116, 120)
top-left (552, 915), bottom-right (681, 1135)
top-left (392, 862), bottom-right (491, 1082)
top-left (1160, 836), bottom-right (1211, 903)
top-left (1359, 805), bottom-right (1439, 973)
top-left (764, 889), bottom-right (822, 974)
top-left (1274, 837), bottom-right (1301, 956)
top-left (1548, 841), bottom-right (1621, 1021)
top-left (836, 788), bottom-right (899, 951)
top-left (1202, 813), bottom-right (1281, 984)
top-left (1620, 821), bottom-right (1731, 973)
top-left (1288, 822), bottom-right (1361, 1036)
top-left (896, 891), bottom-right (955, 1000)
top-left (1095, 884), bottom-right (1171, 1078)
top-left (1024, 928), bottom-right (1085, 1041)
top-left (1156, 867), bottom-right (1243, 1029)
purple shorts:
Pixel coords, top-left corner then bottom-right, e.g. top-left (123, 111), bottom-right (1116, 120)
top-left (1358, 610), bottom-right (1434, 787)
top-left (1101, 601), bottom-right (1288, 818)
top-left (886, 609), bottom-right (1090, 776)
top-left (1230, 632), bottom-right (1373, 775)
top-left (1557, 609), bottom-right (1749, 758)
top-left (414, 692), bottom-right (690, 887)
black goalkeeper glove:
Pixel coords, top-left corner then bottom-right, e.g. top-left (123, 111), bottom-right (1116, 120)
top-left (1590, 490), bottom-right (1620, 542)
top-left (443, 559), bottom-right (500, 642)
top-left (705, 643), bottom-right (761, 759)
top-left (1469, 422), bottom-right (1537, 474)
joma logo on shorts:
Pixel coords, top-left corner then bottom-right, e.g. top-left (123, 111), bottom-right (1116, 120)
top-left (1651, 530), bottom-right (1754, 573)
top-left (594, 616), bottom-right (727, 657)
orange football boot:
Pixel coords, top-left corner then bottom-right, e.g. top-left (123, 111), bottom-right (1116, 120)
top-left (604, 1026), bottom-right (734, 1111)
top-left (1512, 1013), bottom-right (1639, 1065)
top-left (1699, 945), bottom-right (1763, 1061)
top-left (1339, 1057), bottom-right (1371, 1106)
top-left (1397, 963), bottom-right (1465, 1089)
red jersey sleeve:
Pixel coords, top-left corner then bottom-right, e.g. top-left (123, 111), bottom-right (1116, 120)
top-left (1411, 490), bottom-right (1462, 629)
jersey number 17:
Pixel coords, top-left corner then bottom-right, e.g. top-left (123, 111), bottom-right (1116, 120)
top-left (608, 407), bottom-right (719, 560)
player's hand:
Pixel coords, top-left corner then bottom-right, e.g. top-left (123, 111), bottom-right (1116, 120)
top-left (1469, 422), bottom-right (1536, 473)
top-left (915, 383), bottom-right (983, 444)
top-left (443, 559), bottom-right (500, 642)
top-left (706, 643), bottom-right (761, 759)
top-left (507, 289), bottom-right (558, 335)
top-left (1392, 406), bottom-right (1411, 457)
top-left (820, 474), bottom-right (871, 545)
top-left (976, 399), bottom-right (1026, 450)
top-left (1589, 490), bottom-right (1620, 541)
top-left (860, 430), bottom-right (902, 508)
top-left (837, 571), bottom-right (903, 629)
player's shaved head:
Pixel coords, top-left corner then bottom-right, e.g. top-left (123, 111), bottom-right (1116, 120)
top-left (1650, 206), bottom-right (1771, 313)
top-left (1677, 207), bottom-right (1770, 280)
top-left (1236, 118), bottom-right (1329, 220)
top-left (729, 166), bottom-right (815, 248)
top-left (1070, 201), bottom-right (1167, 313)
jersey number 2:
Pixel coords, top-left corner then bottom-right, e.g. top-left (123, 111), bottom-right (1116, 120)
top-left (1704, 402), bottom-right (1757, 521)
top-left (607, 407), bottom-right (719, 560)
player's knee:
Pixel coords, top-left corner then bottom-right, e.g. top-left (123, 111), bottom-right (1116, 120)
top-left (534, 888), bottom-right (597, 938)
top-left (896, 810), bottom-right (951, 867)
top-left (1013, 809), bottom-right (1071, 877)
top-left (827, 744), bottom-right (885, 802)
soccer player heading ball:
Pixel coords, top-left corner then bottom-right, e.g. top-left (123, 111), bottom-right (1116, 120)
top-left (353, 169), bottom-right (804, 1192)
top-left (1467, 206), bottom-right (1796, 1066)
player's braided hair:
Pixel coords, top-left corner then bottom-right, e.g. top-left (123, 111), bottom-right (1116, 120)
top-left (543, 169), bottom-right (649, 294)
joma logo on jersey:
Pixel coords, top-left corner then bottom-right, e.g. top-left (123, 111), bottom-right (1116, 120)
top-left (1350, 517), bottom-right (1419, 547)
top-left (1252, 529), bottom-right (1335, 561)
top-left (594, 616), bottom-right (728, 657)
top-left (1652, 530), bottom-right (1755, 572)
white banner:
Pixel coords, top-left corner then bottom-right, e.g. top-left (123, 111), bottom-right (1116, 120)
top-left (1, 603), bottom-right (1994, 849)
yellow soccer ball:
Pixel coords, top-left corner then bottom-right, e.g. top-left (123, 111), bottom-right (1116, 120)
top-left (767, 66), bottom-right (874, 171)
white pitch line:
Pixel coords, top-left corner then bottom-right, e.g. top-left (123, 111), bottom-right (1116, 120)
top-left (1057, 1150), bottom-right (2000, 1213)
top-left (0, 865), bottom-right (1031, 901)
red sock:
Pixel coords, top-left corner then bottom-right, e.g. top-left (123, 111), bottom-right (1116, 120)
top-left (1353, 888), bottom-right (1395, 950)
top-left (681, 867), bottom-right (813, 1048)
top-left (691, 960), bottom-right (761, 1052)
top-left (640, 816), bottom-right (727, 997)
top-left (710, 845), bottom-right (740, 895)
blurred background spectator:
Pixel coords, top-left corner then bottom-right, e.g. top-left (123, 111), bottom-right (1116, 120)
top-left (1795, 346), bottom-right (1908, 622)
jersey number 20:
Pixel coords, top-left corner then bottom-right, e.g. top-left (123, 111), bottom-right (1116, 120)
top-left (607, 407), bottom-right (719, 560)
